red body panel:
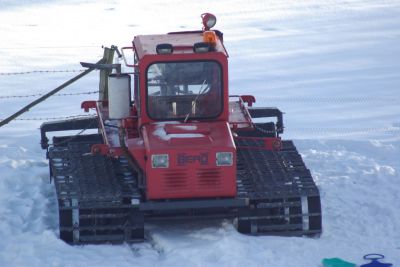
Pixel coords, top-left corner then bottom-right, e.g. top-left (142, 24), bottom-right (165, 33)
top-left (142, 121), bottom-right (236, 200)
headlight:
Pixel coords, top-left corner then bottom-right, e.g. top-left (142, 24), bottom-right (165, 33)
top-left (156, 43), bottom-right (173, 55)
top-left (151, 154), bottom-right (169, 168)
top-left (194, 42), bottom-right (211, 53)
top-left (216, 152), bottom-right (233, 166)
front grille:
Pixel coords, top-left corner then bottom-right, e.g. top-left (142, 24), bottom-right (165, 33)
top-left (197, 168), bottom-right (222, 189)
top-left (162, 170), bottom-right (188, 192)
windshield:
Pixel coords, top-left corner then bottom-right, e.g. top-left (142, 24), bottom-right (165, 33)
top-left (147, 61), bottom-right (222, 120)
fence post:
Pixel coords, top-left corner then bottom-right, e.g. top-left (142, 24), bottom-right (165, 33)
top-left (99, 47), bottom-right (115, 101)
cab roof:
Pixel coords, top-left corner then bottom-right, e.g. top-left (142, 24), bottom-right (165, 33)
top-left (133, 31), bottom-right (228, 60)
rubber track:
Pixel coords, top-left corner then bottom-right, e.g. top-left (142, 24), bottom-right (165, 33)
top-left (48, 136), bottom-right (144, 244)
top-left (235, 139), bottom-right (322, 236)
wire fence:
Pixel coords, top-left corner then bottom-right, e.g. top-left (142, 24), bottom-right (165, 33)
top-left (0, 116), bottom-right (398, 136)
top-left (261, 96), bottom-right (400, 104)
top-left (287, 127), bottom-right (400, 134)
top-left (0, 45), bottom-right (99, 50)
top-left (0, 66), bottom-right (399, 136)
top-left (0, 91), bottom-right (99, 99)
top-left (1, 91), bottom-right (399, 104)
top-left (0, 69), bottom-right (85, 76)
top-left (0, 115), bottom-right (97, 122)
top-left (0, 67), bottom-right (399, 102)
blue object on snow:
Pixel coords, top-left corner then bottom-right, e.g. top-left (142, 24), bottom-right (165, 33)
top-left (360, 254), bottom-right (393, 267)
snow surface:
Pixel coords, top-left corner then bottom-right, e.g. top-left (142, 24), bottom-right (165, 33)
top-left (153, 124), bottom-right (205, 141)
top-left (173, 125), bottom-right (198, 131)
top-left (0, 0), bottom-right (399, 266)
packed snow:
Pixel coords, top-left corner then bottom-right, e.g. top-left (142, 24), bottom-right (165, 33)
top-left (153, 125), bottom-right (205, 141)
top-left (0, 0), bottom-right (399, 266)
top-left (173, 125), bottom-right (198, 131)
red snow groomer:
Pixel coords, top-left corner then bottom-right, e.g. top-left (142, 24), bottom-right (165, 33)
top-left (40, 13), bottom-right (321, 244)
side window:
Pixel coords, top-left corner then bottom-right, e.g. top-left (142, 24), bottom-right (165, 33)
top-left (133, 53), bottom-right (140, 115)
top-left (134, 69), bottom-right (140, 115)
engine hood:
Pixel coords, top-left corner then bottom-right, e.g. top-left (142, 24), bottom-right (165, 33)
top-left (142, 121), bottom-right (237, 200)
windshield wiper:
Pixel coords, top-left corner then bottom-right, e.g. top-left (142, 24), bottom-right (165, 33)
top-left (184, 79), bottom-right (208, 123)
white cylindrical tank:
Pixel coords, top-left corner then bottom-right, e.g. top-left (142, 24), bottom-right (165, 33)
top-left (108, 74), bottom-right (131, 119)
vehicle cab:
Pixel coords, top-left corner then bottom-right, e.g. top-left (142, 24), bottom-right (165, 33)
top-left (130, 15), bottom-right (237, 200)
